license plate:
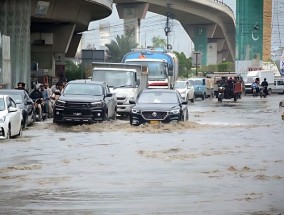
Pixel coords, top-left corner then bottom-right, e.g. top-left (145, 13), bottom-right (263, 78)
top-left (149, 120), bottom-right (159, 124)
top-left (73, 112), bottom-right (82, 116)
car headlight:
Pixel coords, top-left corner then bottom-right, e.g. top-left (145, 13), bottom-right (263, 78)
top-left (170, 109), bottom-right (180, 114)
top-left (0, 116), bottom-right (6, 123)
top-left (131, 108), bottom-right (141, 114)
top-left (91, 101), bottom-right (104, 107)
top-left (56, 100), bottom-right (66, 107)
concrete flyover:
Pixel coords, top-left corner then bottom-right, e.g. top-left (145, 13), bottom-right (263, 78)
top-left (114, 0), bottom-right (236, 64)
top-left (0, 0), bottom-right (112, 89)
top-left (1, 0), bottom-right (234, 89)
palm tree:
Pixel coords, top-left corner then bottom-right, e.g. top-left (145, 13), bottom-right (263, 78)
top-left (105, 34), bottom-right (138, 62)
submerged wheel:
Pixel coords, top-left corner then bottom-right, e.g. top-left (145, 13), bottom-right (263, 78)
top-left (218, 95), bottom-right (223, 102)
top-left (6, 126), bottom-right (11, 139)
top-left (112, 109), bottom-right (117, 120)
top-left (190, 95), bottom-right (195, 103)
top-left (104, 110), bottom-right (109, 121)
top-left (18, 125), bottom-right (23, 137)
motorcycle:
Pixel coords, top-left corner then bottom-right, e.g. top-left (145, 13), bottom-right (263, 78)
top-left (217, 85), bottom-right (225, 102)
top-left (260, 86), bottom-right (268, 98)
top-left (252, 86), bottom-right (260, 97)
top-left (33, 98), bottom-right (47, 121)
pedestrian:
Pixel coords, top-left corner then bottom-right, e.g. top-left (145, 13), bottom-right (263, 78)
top-left (16, 82), bottom-right (29, 94)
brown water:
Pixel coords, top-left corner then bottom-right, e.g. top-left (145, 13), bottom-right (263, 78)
top-left (0, 95), bottom-right (283, 215)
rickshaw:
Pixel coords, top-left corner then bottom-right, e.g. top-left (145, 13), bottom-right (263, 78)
top-left (207, 73), bottom-right (243, 102)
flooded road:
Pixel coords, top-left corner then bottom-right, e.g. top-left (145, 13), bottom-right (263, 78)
top-left (0, 94), bottom-right (284, 215)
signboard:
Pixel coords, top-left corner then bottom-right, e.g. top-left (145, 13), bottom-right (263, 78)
top-left (248, 66), bottom-right (262, 71)
top-left (192, 51), bottom-right (202, 66)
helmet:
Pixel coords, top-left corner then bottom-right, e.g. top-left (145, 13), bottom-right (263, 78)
top-left (35, 83), bottom-right (42, 90)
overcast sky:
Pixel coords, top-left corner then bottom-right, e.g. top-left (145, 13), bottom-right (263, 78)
top-left (84, 1), bottom-right (235, 57)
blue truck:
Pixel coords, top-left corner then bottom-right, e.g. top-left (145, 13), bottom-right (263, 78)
top-left (122, 48), bottom-right (178, 89)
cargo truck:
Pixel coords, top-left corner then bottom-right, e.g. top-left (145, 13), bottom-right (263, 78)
top-left (91, 62), bottom-right (148, 116)
top-left (244, 70), bottom-right (275, 95)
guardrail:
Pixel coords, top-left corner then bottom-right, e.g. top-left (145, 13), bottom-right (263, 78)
top-left (211, 0), bottom-right (234, 14)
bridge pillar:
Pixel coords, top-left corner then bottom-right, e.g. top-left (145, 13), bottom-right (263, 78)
top-left (0, 0), bottom-right (31, 89)
top-left (236, 0), bottom-right (266, 77)
top-left (116, 3), bottom-right (149, 47)
top-left (31, 23), bottom-right (75, 82)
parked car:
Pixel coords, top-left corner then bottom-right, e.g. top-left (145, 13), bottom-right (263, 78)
top-left (129, 89), bottom-right (188, 126)
top-left (0, 95), bottom-right (23, 139)
top-left (188, 77), bottom-right (207, 100)
top-left (53, 80), bottom-right (117, 123)
top-left (174, 80), bottom-right (195, 102)
top-left (0, 89), bottom-right (35, 127)
top-left (272, 77), bottom-right (284, 94)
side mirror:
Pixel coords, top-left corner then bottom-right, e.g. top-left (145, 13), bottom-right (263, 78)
top-left (129, 100), bottom-right (136, 105)
top-left (105, 93), bottom-right (113, 97)
top-left (8, 107), bottom-right (18, 112)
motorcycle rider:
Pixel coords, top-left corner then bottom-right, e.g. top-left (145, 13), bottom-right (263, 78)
top-left (251, 78), bottom-right (260, 95)
top-left (261, 78), bottom-right (269, 96)
top-left (29, 84), bottom-right (44, 120)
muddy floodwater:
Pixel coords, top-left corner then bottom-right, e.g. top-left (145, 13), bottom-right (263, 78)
top-left (0, 95), bottom-right (284, 215)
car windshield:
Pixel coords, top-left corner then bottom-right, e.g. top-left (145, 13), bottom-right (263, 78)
top-left (189, 79), bottom-right (202, 85)
top-left (63, 83), bottom-right (103, 96)
top-left (138, 92), bottom-right (178, 104)
top-left (92, 70), bottom-right (135, 88)
top-left (6, 94), bottom-right (22, 104)
top-left (0, 98), bottom-right (5, 111)
top-left (128, 61), bottom-right (167, 81)
top-left (174, 82), bottom-right (187, 89)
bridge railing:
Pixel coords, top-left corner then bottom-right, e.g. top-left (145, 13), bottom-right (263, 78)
top-left (211, 0), bottom-right (234, 14)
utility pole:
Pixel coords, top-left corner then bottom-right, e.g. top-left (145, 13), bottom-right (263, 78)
top-left (164, 3), bottom-right (174, 50)
top-left (192, 51), bottom-right (201, 76)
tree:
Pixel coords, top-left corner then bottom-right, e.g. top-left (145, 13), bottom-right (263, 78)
top-left (65, 60), bottom-right (82, 81)
top-left (174, 51), bottom-right (192, 78)
top-left (105, 34), bottom-right (138, 63)
top-left (152, 36), bottom-right (167, 49)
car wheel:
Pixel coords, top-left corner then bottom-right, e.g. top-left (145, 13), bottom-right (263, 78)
top-left (18, 125), bottom-right (23, 137)
top-left (184, 109), bottom-right (189, 121)
top-left (6, 126), bottom-right (11, 139)
top-left (104, 110), bottom-right (109, 121)
top-left (190, 95), bottom-right (195, 103)
top-left (112, 109), bottom-right (117, 120)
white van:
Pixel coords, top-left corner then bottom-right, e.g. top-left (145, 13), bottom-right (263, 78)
top-left (272, 77), bottom-right (284, 94)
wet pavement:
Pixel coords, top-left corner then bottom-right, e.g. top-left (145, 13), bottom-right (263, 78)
top-left (0, 94), bottom-right (284, 215)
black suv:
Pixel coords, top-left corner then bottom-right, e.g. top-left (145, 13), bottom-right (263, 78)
top-left (53, 80), bottom-right (117, 123)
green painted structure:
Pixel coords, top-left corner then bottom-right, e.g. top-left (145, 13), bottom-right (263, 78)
top-left (236, 0), bottom-right (263, 62)
top-left (194, 27), bottom-right (207, 66)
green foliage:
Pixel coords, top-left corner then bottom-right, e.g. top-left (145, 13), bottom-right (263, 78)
top-left (173, 51), bottom-right (192, 78)
top-left (105, 35), bottom-right (138, 63)
top-left (152, 36), bottom-right (167, 49)
top-left (65, 60), bottom-right (82, 81)
top-left (199, 62), bottom-right (235, 76)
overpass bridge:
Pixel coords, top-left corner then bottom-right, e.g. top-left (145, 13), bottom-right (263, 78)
top-left (0, 0), bottom-right (241, 89)
top-left (114, 0), bottom-right (236, 65)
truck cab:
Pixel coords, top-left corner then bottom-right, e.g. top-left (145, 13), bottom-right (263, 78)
top-left (91, 63), bottom-right (148, 117)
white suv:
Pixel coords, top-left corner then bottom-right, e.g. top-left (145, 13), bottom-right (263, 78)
top-left (174, 80), bottom-right (195, 103)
